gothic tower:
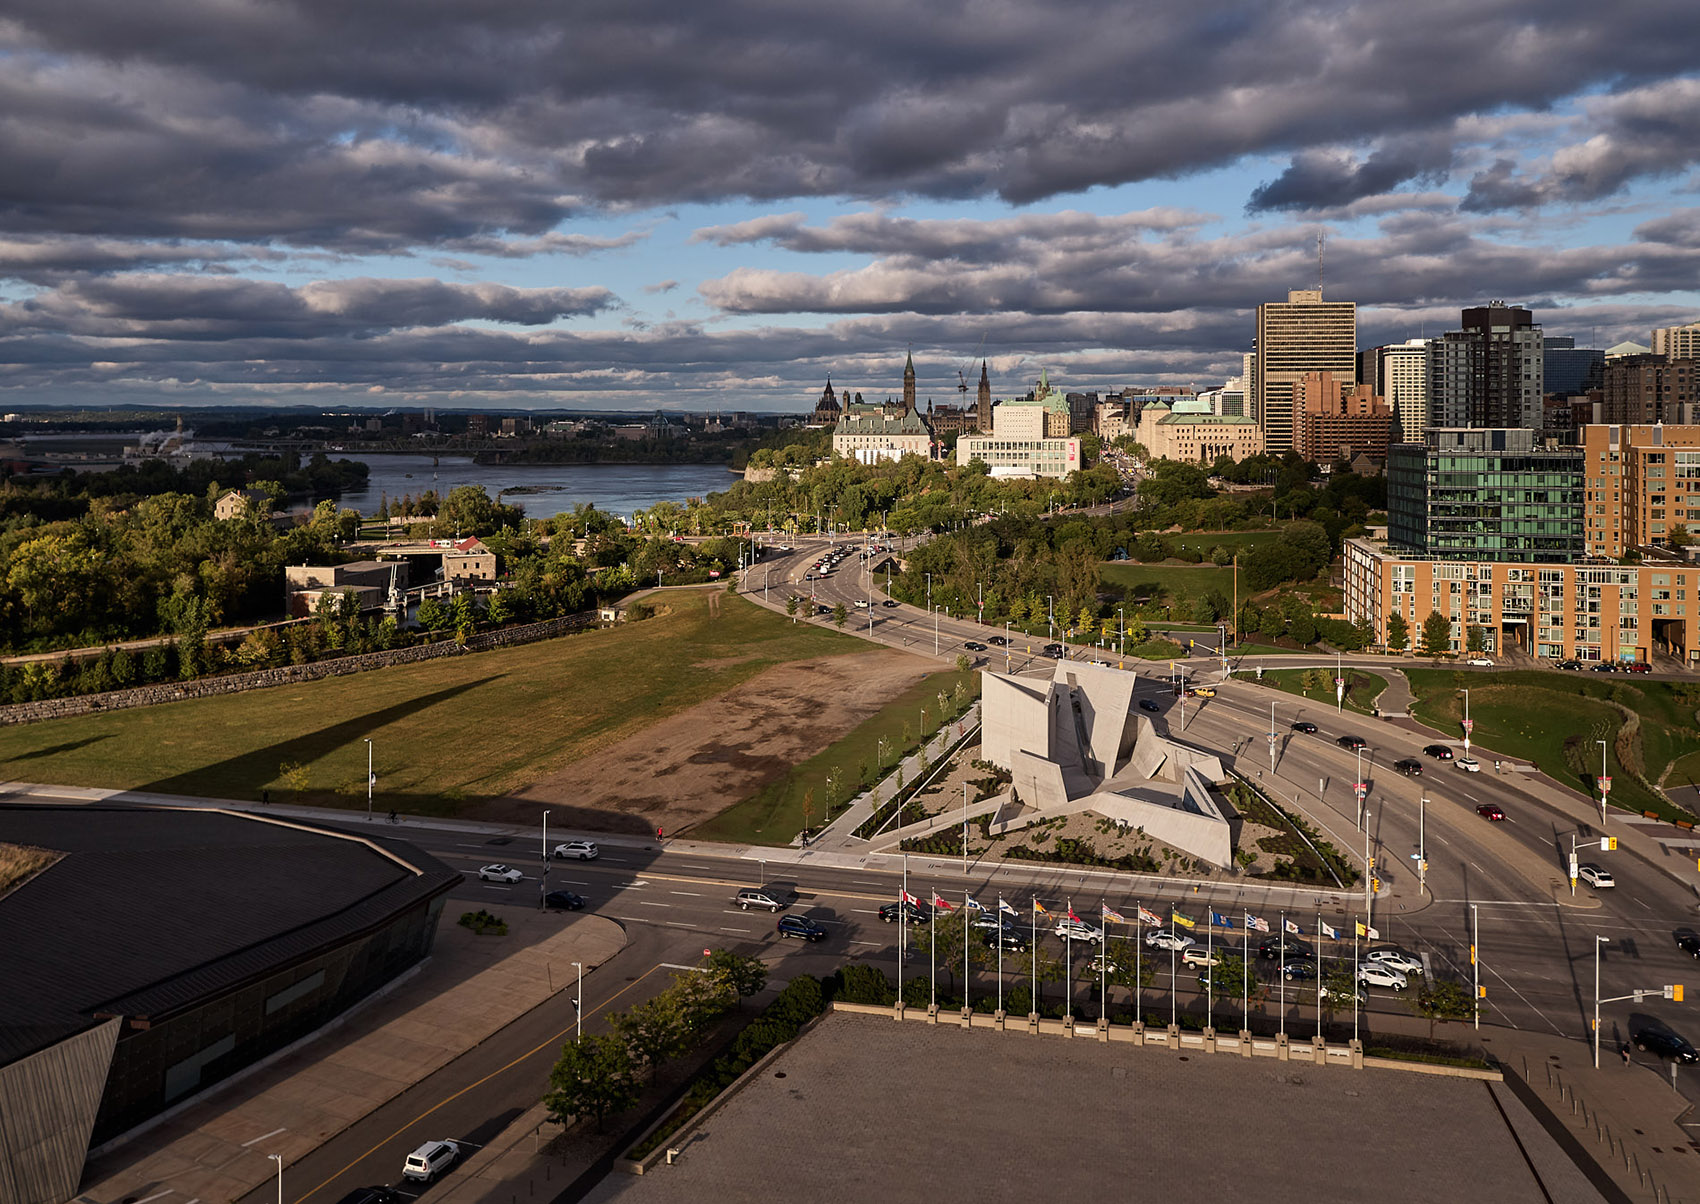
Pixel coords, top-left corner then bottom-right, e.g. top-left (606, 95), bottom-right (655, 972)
top-left (903, 351), bottom-right (916, 413)
top-left (976, 360), bottom-right (992, 432)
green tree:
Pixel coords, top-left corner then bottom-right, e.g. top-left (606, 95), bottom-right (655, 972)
top-left (542, 1034), bottom-right (640, 1131)
top-left (955, 652), bottom-right (971, 674)
top-left (1319, 958), bottom-right (1362, 1017)
top-left (1014, 944), bottom-right (1065, 1013)
top-left (1385, 611), bottom-right (1409, 653)
top-left (1100, 938), bottom-right (1155, 995)
top-left (1125, 615), bottom-right (1148, 646)
top-left (1671, 522), bottom-right (1693, 549)
top-left (706, 948), bottom-right (768, 1004)
top-left (415, 596), bottom-right (450, 631)
top-left (1201, 952), bottom-right (1258, 1011)
top-left (832, 601), bottom-right (848, 628)
top-left (1076, 606), bottom-right (1095, 635)
top-left (612, 994), bottom-right (692, 1081)
top-left (1420, 610), bottom-right (1452, 659)
top-left (1407, 978), bottom-right (1477, 1037)
top-left (1465, 624), bottom-right (1484, 653)
top-left (786, 594), bottom-right (799, 621)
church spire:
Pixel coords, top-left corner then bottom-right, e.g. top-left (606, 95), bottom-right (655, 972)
top-left (902, 351), bottom-right (916, 413)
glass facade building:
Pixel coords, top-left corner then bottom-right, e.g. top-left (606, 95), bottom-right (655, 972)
top-left (1387, 428), bottom-right (1583, 563)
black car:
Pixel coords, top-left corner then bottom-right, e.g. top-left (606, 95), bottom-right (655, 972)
top-left (878, 900), bottom-right (932, 924)
top-left (1336, 734), bottom-right (1366, 751)
top-left (1592, 661), bottom-right (1618, 672)
top-left (1394, 758), bottom-right (1423, 777)
top-left (984, 929), bottom-right (1029, 953)
top-left (881, 599), bottom-right (899, 608)
top-left (1257, 936), bottom-right (1315, 961)
top-left (964, 641), bottom-right (987, 651)
top-left (988, 635), bottom-right (1009, 645)
top-left (543, 890), bottom-right (586, 911)
top-left (1290, 721), bottom-right (1318, 734)
top-left (1635, 1030), bottom-right (1700, 1063)
top-left (335, 1190), bottom-right (398, 1204)
top-left (1282, 959), bottom-right (1318, 981)
top-left (1423, 744), bottom-right (1454, 760)
top-left (1556, 660), bottom-right (1583, 671)
top-left (1042, 642), bottom-right (1064, 656)
top-left (1138, 699), bottom-right (1161, 713)
top-left (1678, 934), bottom-right (1700, 959)
top-left (777, 914), bottom-right (829, 942)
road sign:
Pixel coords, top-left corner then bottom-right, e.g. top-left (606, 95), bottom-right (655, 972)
top-left (1600, 776), bottom-right (1612, 794)
top-left (1462, 719), bottom-right (1474, 733)
top-left (1354, 782), bottom-right (1367, 797)
top-left (1334, 677), bottom-right (1344, 686)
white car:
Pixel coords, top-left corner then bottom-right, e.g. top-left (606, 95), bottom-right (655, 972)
top-left (478, 864), bottom-right (523, 883)
top-left (1578, 863), bottom-right (1616, 888)
top-left (1455, 757), bottom-right (1481, 772)
top-left (402, 1140), bottom-right (462, 1182)
top-left (1319, 982), bottom-right (1368, 1004)
top-left (1144, 928), bottom-right (1196, 952)
top-left (1365, 949), bottom-right (1424, 976)
top-left (1466, 656), bottom-right (1495, 667)
top-left (1181, 946), bottom-right (1220, 968)
top-left (1356, 963), bottom-right (1410, 991)
top-left (1088, 953), bottom-right (1121, 974)
top-left (854, 599), bottom-right (869, 608)
top-left (552, 840), bottom-right (599, 860)
top-left (1053, 919), bottom-right (1105, 944)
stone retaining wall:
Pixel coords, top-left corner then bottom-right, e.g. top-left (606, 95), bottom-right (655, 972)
top-left (0, 612), bottom-right (599, 727)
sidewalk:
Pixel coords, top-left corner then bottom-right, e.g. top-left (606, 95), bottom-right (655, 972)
top-left (809, 704), bottom-right (981, 853)
top-left (76, 909), bottom-right (627, 1204)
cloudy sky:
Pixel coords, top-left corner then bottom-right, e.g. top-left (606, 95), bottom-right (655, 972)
top-left (3, 0), bottom-right (1699, 413)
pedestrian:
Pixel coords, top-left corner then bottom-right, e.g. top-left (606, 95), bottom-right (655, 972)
top-left (261, 789), bottom-right (269, 805)
top-left (1621, 1043), bottom-right (1632, 1067)
top-left (657, 824), bottom-right (664, 842)
top-left (388, 808), bottom-right (397, 825)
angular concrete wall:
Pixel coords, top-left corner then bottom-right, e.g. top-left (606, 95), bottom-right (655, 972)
top-left (1052, 662), bottom-right (1135, 778)
top-left (0, 1018), bottom-right (120, 1204)
top-left (980, 673), bottom-right (1051, 771)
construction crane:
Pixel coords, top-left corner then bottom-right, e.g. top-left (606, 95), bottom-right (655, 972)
top-left (955, 332), bottom-right (988, 401)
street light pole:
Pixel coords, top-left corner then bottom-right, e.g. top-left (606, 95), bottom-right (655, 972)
top-left (1364, 811), bottom-right (1373, 920)
top-left (1268, 699), bottom-right (1277, 775)
top-left (1118, 607), bottom-right (1125, 657)
top-left (1418, 796), bottom-right (1427, 896)
top-left (1594, 936), bottom-right (1609, 1068)
top-left (540, 809), bottom-right (550, 909)
top-left (364, 737), bottom-right (373, 820)
top-left (1597, 738), bottom-right (1609, 825)
top-left (268, 1154), bottom-right (283, 1204)
top-left (1471, 902), bottom-right (1480, 1031)
top-left (1463, 688), bottom-right (1471, 759)
top-left (572, 960), bottom-right (583, 1042)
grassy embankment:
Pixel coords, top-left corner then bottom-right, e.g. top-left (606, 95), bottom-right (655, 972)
top-left (1404, 668), bottom-right (1700, 823)
top-left (1257, 668), bottom-right (1388, 717)
top-left (695, 668), bottom-right (979, 846)
top-left (0, 590), bottom-right (868, 816)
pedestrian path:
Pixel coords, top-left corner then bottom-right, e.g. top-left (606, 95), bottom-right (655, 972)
top-left (809, 704), bottom-right (981, 852)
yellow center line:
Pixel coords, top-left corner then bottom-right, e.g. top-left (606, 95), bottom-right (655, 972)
top-left (296, 961), bottom-right (669, 1203)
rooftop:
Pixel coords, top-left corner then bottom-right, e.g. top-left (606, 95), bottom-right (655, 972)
top-left (0, 804), bottom-right (459, 1064)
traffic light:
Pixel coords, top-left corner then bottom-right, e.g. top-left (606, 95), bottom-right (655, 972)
top-left (1600, 836), bottom-right (1618, 851)
top-left (1372, 877), bottom-right (1381, 892)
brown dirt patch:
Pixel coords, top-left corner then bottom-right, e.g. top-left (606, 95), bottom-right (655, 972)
top-left (475, 647), bottom-right (934, 834)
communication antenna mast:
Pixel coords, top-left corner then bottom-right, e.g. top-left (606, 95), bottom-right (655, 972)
top-left (1316, 232), bottom-right (1325, 294)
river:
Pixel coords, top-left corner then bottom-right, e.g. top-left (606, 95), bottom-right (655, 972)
top-left (332, 455), bottom-right (742, 521)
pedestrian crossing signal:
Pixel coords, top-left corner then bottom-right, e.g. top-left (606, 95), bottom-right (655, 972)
top-left (1601, 836), bottom-right (1617, 850)
top-left (1665, 984), bottom-right (1685, 1002)
top-left (1478, 985), bottom-right (1487, 998)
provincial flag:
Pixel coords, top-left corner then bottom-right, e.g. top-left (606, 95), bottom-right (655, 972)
top-left (1138, 905), bottom-right (1163, 927)
top-left (1102, 904), bottom-right (1126, 924)
top-left (901, 889), bottom-right (920, 906)
top-left (1355, 922), bottom-right (1381, 939)
top-left (1171, 910), bottom-right (1196, 929)
top-left (1067, 904), bottom-right (1082, 922)
top-left (1322, 922), bottom-right (1341, 940)
top-left (931, 893), bottom-right (954, 911)
top-left (1284, 919), bottom-right (1301, 935)
top-left (964, 897), bottom-right (985, 912)
top-left (1033, 899), bottom-right (1050, 917)
top-left (998, 897), bottom-right (1018, 916)
top-left (1211, 911), bottom-right (1233, 928)
top-left (1245, 913), bottom-right (1270, 933)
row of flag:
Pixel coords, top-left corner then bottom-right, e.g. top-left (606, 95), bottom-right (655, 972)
top-left (898, 889), bottom-right (1378, 941)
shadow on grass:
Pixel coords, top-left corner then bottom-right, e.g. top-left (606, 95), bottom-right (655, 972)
top-left (6, 734), bottom-right (115, 761)
top-left (135, 676), bottom-right (502, 803)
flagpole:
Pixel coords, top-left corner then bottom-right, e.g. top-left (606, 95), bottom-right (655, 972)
top-left (1279, 910), bottom-right (1286, 1039)
top-left (930, 898), bottom-right (937, 1011)
top-left (899, 855), bottom-right (907, 1005)
top-left (1136, 901), bottom-right (1143, 1022)
top-left (1099, 906), bottom-right (1107, 1023)
top-left (1315, 905), bottom-right (1323, 1039)
top-left (963, 891), bottom-right (970, 1015)
top-left (997, 897), bottom-right (1004, 1017)
top-left (1207, 918), bottom-right (1213, 1031)
top-left (1353, 927), bottom-right (1360, 1045)
top-left (1031, 899), bottom-right (1038, 1015)
top-left (1170, 935), bottom-right (1177, 1029)
top-left (1242, 917), bottom-right (1249, 1034)
top-left (1065, 897), bottom-right (1072, 1024)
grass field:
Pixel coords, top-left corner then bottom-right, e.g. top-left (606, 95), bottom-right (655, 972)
top-left (0, 590), bottom-right (869, 816)
top-left (693, 669), bottom-right (978, 846)
top-left (1258, 668), bottom-right (1387, 717)
top-left (1100, 562), bottom-right (1236, 602)
top-left (1404, 669), bottom-right (1700, 822)
top-left (1164, 529), bottom-right (1280, 558)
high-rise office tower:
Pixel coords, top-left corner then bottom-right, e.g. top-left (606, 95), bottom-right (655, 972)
top-left (1377, 339), bottom-right (1430, 442)
top-left (1428, 303), bottom-right (1544, 429)
top-left (1543, 335), bottom-right (1604, 396)
top-left (1253, 289), bottom-right (1357, 454)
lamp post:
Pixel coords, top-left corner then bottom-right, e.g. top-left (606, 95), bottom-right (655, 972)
top-left (962, 782), bottom-right (970, 874)
top-left (1594, 935), bottom-right (1608, 1068)
top-left (364, 737), bottom-right (373, 820)
top-left (934, 607), bottom-right (940, 657)
top-left (1471, 903), bottom-right (1480, 1031)
top-left (572, 960), bottom-right (583, 1042)
top-left (1268, 700), bottom-right (1277, 775)
top-left (1364, 811), bottom-right (1374, 921)
top-left (1463, 688), bottom-right (1471, 760)
top-left (1047, 595), bottom-right (1054, 646)
top-left (1354, 745), bottom-right (1365, 828)
top-left (1418, 796), bottom-right (1427, 897)
top-left (540, 809), bottom-right (551, 909)
top-left (926, 573), bottom-right (932, 613)
top-left (1597, 738), bottom-right (1610, 825)
top-left (267, 1154), bottom-right (283, 1204)
top-left (1118, 606), bottom-right (1125, 657)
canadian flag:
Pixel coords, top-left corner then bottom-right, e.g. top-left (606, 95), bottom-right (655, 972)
top-left (901, 889), bottom-right (920, 906)
top-left (1067, 905), bottom-right (1081, 922)
top-left (931, 894), bottom-right (954, 911)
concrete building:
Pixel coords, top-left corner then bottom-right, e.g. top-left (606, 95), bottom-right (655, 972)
top-left (370, 537), bottom-right (497, 588)
top-left (1652, 320), bottom-right (1700, 361)
top-left (923, 399), bottom-right (979, 436)
top-left (1345, 536), bottom-right (1699, 664)
top-left (1196, 379), bottom-right (1247, 419)
top-left (0, 805), bottom-right (458, 1204)
top-left (1581, 423), bottom-right (1700, 557)
top-left (831, 407), bottom-right (932, 461)
top-left (978, 665), bottom-right (1233, 868)
top-left (1386, 428), bottom-right (1584, 564)
top-left (954, 434), bottom-right (1080, 478)
top-left (1291, 372), bottom-right (1393, 464)
top-left (1428, 304), bottom-right (1544, 430)
top-left (810, 380), bottom-right (843, 426)
top-left (1600, 354), bottom-right (1699, 425)
top-left (1135, 405), bottom-right (1263, 464)
top-left (212, 488), bottom-right (270, 521)
top-left (283, 559), bottom-right (407, 617)
top-left (1253, 289), bottom-right (1357, 455)
top-left (1094, 400), bottom-right (1133, 441)
top-left (1377, 339), bottom-right (1430, 441)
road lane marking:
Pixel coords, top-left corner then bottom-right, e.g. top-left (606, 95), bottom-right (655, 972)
top-left (719, 927), bottom-right (752, 934)
top-left (241, 1126), bottom-right (287, 1147)
top-left (637, 901), bottom-right (671, 908)
top-left (670, 891), bottom-right (703, 897)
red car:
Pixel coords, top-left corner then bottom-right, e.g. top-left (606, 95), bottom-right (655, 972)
top-left (1476, 804), bottom-right (1506, 822)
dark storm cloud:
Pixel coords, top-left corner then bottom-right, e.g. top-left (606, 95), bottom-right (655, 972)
top-left (0, 276), bottom-right (615, 339)
top-left (2, 0), bottom-right (1699, 247)
top-left (1247, 138), bottom-right (1456, 212)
